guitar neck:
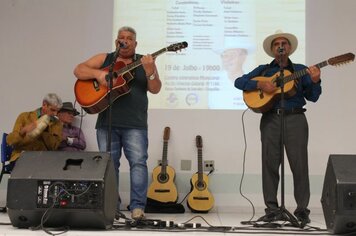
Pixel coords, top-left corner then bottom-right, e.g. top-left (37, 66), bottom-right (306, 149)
top-left (161, 141), bottom-right (168, 174)
top-left (283, 60), bottom-right (328, 84)
top-left (197, 148), bottom-right (203, 183)
top-left (116, 47), bottom-right (168, 76)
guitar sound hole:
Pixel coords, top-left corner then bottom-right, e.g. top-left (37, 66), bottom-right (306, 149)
top-left (158, 174), bottom-right (169, 183)
top-left (196, 181), bottom-right (206, 191)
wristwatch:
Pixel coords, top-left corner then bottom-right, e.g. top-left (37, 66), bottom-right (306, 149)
top-left (148, 74), bottom-right (155, 80)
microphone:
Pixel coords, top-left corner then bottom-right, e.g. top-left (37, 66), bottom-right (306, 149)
top-left (113, 41), bottom-right (127, 59)
top-left (278, 46), bottom-right (285, 54)
top-left (118, 41), bottom-right (127, 49)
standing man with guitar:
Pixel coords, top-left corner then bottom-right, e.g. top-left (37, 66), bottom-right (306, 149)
top-left (235, 31), bottom-right (321, 225)
top-left (74, 26), bottom-right (161, 220)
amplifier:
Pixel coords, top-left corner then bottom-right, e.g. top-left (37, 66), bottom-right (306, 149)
top-left (7, 151), bottom-right (117, 229)
top-left (321, 154), bottom-right (356, 234)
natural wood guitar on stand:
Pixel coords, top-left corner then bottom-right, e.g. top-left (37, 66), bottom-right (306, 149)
top-left (74, 42), bottom-right (188, 114)
top-left (243, 53), bottom-right (355, 113)
top-left (187, 135), bottom-right (214, 213)
top-left (147, 127), bottom-right (178, 203)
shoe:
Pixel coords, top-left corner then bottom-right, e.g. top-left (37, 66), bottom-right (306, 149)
top-left (257, 211), bottom-right (284, 222)
top-left (294, 211), bottom-right (311, 226)
top-left (131, 208), bottom-right (145, 220)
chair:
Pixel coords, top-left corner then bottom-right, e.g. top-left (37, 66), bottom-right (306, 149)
top-left (0, 133), bottom-right (13, 212)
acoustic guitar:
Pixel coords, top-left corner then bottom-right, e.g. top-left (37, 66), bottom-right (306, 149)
top-left (147, 127), bottom-right (178, 203)
top-left (243, 52), bottom-right (355, 113)
top-left (74, 41), bottom-right (188, 114)
top-left (187, 135), bottom-right (214, 213)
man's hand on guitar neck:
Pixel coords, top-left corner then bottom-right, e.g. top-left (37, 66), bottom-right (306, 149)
top-left (257, 81), bottom-right (277, 93)
top-left (141, 54), bottom-right (155, 76)
top-left (307, 66), bottom-right (321, 83)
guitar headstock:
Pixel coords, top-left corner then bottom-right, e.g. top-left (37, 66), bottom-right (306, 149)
top-left (196, 135), bottom-right (203, 149)
top-left (163, 127), bottom-right (170, 141)
top-left (328, 52), bottom-right (355, 66)
top-left (167, 41), bottom-right (188, 52)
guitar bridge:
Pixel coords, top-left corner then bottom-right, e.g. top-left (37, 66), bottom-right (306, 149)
top-left (154, 189), bottom-right (170, 193)
top-left (258, 89), bottom-right (264, 99)
top-left (193, 196), bottom-right (209, 200)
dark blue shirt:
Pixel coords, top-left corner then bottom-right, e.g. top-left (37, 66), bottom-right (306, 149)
top-left (234, 59), bottom-right (322, 110)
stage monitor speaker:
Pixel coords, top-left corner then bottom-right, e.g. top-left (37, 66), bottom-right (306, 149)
top-left (7, 151), bottom-right (118, 229)
top-left (321, 154), bottom-right (356, 234)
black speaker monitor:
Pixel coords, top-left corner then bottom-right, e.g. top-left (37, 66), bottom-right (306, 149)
top-left (321, 154), bottom-right (356, 234)
top-left (7, 151), bottom-right (117, 229)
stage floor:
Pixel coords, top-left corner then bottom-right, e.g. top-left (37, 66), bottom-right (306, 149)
top-left (0, 208), bottom-right (331, 236)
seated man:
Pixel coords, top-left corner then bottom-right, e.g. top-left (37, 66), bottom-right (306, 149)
top-left (57, 102), bottom-right (86, 151)
top-left (6, 93), bottom-right (63, 168)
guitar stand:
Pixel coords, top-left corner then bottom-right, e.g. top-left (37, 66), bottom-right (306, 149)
top-left (274, 206), bottom-right (300, 228)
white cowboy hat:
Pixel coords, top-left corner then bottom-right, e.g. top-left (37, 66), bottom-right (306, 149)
top-left (263, 30), bottom-right (298, 58)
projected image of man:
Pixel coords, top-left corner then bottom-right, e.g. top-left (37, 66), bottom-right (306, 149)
top-left (209, 39), bottom-right (250, 109)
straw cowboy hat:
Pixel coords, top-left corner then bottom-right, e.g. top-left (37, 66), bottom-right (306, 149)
top-left (263, 30), bottom-right (298, 58)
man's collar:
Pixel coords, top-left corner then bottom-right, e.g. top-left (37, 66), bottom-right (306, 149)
top-left (270, 58), bottom-right (294, 71)
top-left (36, 108), bottom-right (42, 118)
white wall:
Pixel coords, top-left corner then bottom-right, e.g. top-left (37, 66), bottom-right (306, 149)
top-left (1, 0), bottom-right (356, 212)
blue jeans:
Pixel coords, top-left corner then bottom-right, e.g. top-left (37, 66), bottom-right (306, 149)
top-left (97, 128), bottom-right (148, 211)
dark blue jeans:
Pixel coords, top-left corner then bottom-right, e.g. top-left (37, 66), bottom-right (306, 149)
top-left (97, 128), bottom-right (148, 211)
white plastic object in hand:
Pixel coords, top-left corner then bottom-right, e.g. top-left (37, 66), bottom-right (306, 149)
top-left (66, 137), bottom-right (74, 145)
top-left (27, 114), bottom-right (50, 138)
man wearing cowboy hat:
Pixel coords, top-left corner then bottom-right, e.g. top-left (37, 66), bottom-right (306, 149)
top-left (57, 102), bottom-right (86, 151)
top-left (235, 30), bottom-right (322, 225)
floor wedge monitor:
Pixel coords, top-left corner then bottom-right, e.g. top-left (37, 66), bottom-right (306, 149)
top-left (321, 154), bottom-right (356, 234)
top-left (7, 151), bottom-right (117, 229)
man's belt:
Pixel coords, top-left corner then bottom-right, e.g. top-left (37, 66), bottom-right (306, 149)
top-left (268, 108), bottom-right (306, 115)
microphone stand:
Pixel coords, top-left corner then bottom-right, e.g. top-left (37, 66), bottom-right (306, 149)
top-left (275, 48), bottom-right (300, 228)
top-left (105, 44), bottom-right (121, 154)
